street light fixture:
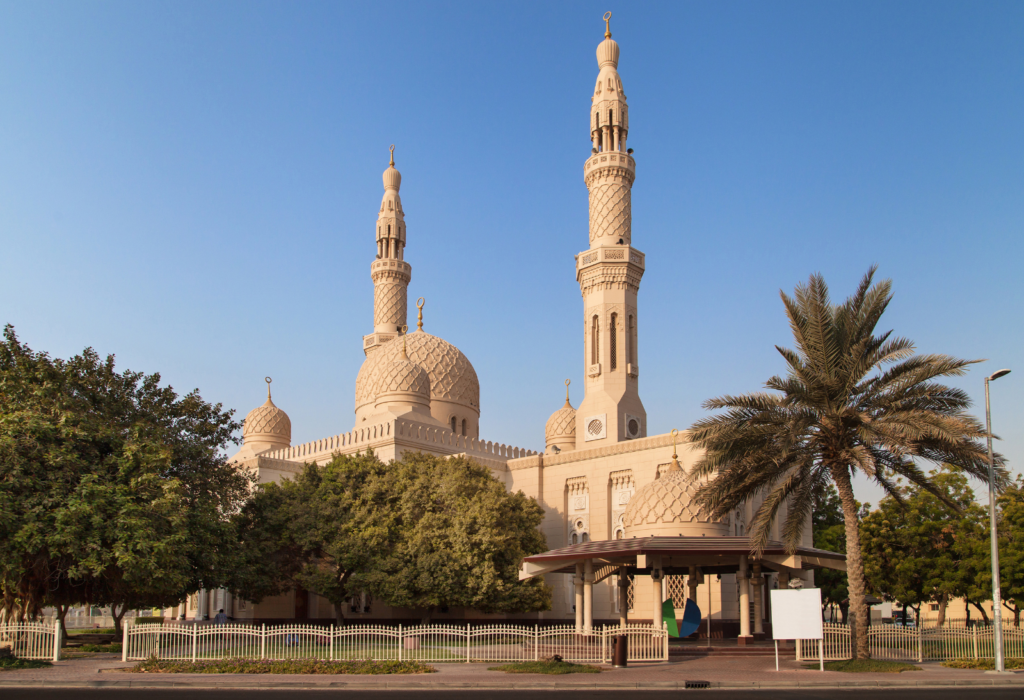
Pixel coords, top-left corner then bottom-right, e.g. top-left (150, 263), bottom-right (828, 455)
top-left (985, 368), bottom-right (1010, 674)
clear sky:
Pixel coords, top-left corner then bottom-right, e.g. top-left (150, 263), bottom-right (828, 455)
top-left (2, 1), bottom-right (1021, 506)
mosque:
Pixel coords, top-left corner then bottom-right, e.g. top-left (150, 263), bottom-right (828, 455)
top-left (176, 15), bottom-right (844, 642)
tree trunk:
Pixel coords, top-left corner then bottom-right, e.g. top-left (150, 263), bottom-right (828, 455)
top-left (333, 602), bottom-right (346, 627)
top-left (937, 593), bottom-right (947, 627)
top-left (57, 604), bottom-right (70, 648)
top-left (111, 603), bottom-right (127, 636)
top-left (971, 601), bottom-right (989, 625)
top-left (832, 469), bottom-right (870, 659)
top-left (839, 602), bottom-right (849, 625)
top-left (902, 605), bottom-right (908, 627)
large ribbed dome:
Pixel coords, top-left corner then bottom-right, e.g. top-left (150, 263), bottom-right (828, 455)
top-left (355, 331), bottom-right (479, 413)
top-left (373, 354), bottom-right (429, 397)
top-left (242, 397), bottom-right (291, 446)
top-left (624, 461), bottom-right (728, 537)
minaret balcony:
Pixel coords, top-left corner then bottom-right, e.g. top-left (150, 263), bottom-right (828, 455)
top-left (576, 245), bottom-right (644, 272)
top-left (584, 151), bottom-right (635, 176)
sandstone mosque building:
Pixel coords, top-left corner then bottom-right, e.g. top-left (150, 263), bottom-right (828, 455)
top-left (179, 15), bottom-right (844, 639)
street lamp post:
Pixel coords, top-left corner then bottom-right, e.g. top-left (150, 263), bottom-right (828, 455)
top-left (984, 368), bottom-right (1010, 674)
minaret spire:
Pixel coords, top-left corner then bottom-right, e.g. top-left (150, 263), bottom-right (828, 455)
top-left (364, 145), bottom-right (412, 356)
top-left (575, 14), bottom-right (646, 447)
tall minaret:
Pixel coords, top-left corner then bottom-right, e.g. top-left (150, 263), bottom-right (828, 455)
top-left (575, 13), bottom-right (646, 448)
top-left (364, 145), bottom-right (412, 355)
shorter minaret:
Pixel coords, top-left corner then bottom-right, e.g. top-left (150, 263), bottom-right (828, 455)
top-left (364, 145), bottom-right (412, 356)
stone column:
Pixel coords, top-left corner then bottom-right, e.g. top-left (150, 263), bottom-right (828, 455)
top-left (574, 563), bottom-right (584, 633)
top-left (617, 567), bottom-right (629, 627)
top-left (738, 557), bottom-right (752, 645)
top-left (778, 571), bottom-right (790, 589)
top-left (583, 559), bottom-right (594, 633)
top-left (687, 565), bottom-right (699, 602)
top-left (196, 589), bottom-right (208, 620)
top-left (752, 562), bottom-right (764, 639)
top-left (651, 558), bottom-right (663, 630)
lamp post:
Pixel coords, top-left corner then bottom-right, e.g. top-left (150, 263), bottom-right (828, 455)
top-left (984, 368), bottom-right (1010, 674)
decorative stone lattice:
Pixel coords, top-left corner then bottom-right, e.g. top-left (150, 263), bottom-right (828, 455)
top-left (372, 357), bottom-right (430, 397)
top-left (588, 179), bottom-right (632, 245)
top-left (545, 404), bottom-right (576, 442)
top-left (355, 331), bottom-right (480, 409)
top-left (623, 470), bottom-right (705, 528)
top-left (374, 282), bottom-right (407, 328)
top-left (243, 399), bottom-right (292, 442)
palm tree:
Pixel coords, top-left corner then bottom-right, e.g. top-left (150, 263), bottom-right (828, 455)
top-left (686, 267), bottom-right (1006, 659)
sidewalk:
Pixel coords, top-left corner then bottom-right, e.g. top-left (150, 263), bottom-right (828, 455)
top-left (1, 653), bottom-right (1022, 690)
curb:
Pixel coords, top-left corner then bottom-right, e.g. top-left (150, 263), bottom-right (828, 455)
top-left (2, 679), bottom-right (1024, 690)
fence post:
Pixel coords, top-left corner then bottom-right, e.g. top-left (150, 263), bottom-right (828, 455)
top-left (398, 624), bottom-right (403, 662)
top-left (192, 623), bottom-right (197, 663)
top-left (917, 627), bottom-right (923, 663)
top-left (534, 624), bottom-right (539, 661)
top-left (330, 624), bottom-right (334, 661)
top-left (466, 623), bottom-right (471, 663)
top-left (121, 618), bottom-right (129, 663)
top-left (52, 619), bottom-right (61, 663)
top-left (260, 624), bottom-right (265, 660)
top-left (972, 625), bottom-right (979, 660)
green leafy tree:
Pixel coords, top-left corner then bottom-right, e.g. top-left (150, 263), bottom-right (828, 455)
top-left (0, 325), bottom-right (249, 634)
top-left (996, 477), bottom-right (1024, 626)
top-left (357, 452), bottom-right (551, 623)
top-left (685, 269), bottom-right (1004, 659)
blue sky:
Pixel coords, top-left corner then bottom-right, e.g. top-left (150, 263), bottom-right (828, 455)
top-left (2, 1), bottom-right (1021, 506)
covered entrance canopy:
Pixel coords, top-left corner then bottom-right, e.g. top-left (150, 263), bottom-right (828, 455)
top-left (519, 536), bottom-right (846, 642)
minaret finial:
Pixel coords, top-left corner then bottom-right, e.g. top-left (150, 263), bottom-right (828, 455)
top-left (667, 428), bottom-right (681, 471)
top-left (603, 11), bottom-right (612, 39)
top-left (389, 144), bottom-right (395, 167)
top-left (400, 324), bottom-right (409, 357)
top-left (564, 378), bottom-right (572, 407)
top-left (265, 376), bottom-right (272, 400)
top-left (416, 297), bottom-right (425, 331)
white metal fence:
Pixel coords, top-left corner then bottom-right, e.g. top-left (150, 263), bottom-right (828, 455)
top-left (796, 622), bottom-right (1024, 662)
top-left (0, 622), bottom-right (61, 661)
top-left (123, 622), bottom-right (669, 664)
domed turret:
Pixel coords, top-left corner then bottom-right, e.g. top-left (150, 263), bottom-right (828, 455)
top-left (623, 433), bottom-right (728, 537)
top-left (242, 378), bottom-right (292, 454)
top-left (545, 380), bottom-right (577, 454)
top-left (373, 337), bottom-right (433, 418)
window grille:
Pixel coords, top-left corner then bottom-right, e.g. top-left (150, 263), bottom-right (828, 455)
top-left (628, 316), bottom-right (635, 364)
top-left (609, 313), bottom-right (617, 370)
top-left (666, 576), bottom-right (688, 609)
top-left (627, 575), bottom-right (635, 613)
top-left (591, 315), bottom-right (600, 365)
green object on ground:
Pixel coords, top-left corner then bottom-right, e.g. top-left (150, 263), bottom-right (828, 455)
top-left (487, 660), bottom-right (601, 674)
top-left (76, 643), bottom-right (122, 653)
top-left (68, 629), bottom-right (115, 635)
top-left (941, 658), bottom-right (1024, 670)
top-left (130, 658), bottom-right (435, 674)
top-left (805, 659), bottom-right (922, 673)
top-left (0, 658), bottom-right (52, 671)
top-left (662, 598), bottom-right (679, 637)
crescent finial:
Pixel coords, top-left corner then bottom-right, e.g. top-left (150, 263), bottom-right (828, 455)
top-left (416, 297), bottom-right (425, 330)
top-left (389, 144), bottom-right (395, 167)
top-left (265, 376), bottom-right (272, 400)
top-left (564, 378), bottom-right (571, 405)
top-left (603, 11), bottom-right (612, 39)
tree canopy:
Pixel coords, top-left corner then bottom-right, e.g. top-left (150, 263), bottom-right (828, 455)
top-left (0, 325), bottom-right (248, 631)
top-left (685, 268), bottom-right (1005, 658)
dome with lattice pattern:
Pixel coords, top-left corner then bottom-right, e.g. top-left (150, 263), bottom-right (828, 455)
top-left (545, 399), bottom-right (576, 451)
top-left (355, 330), bottom-right (479, 414)
top-left (373, 354), bottom-right (430, 398)
top-left (242, 397), bottom-right (291, 448)
top-left (623, 462), bottom-right (728, 537)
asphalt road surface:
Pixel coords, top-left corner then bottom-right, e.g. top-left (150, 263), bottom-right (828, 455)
top-left (1, 690), bottom-right (1021, 699)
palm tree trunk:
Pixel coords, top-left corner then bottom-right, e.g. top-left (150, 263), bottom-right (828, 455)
top-left (832, 469), bottom-right (870, 660)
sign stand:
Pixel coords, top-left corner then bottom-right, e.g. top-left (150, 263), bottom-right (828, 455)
top-left (769, 587), bottom-right (825, 673)
top-left (774, 639), bottom-right (779, 671)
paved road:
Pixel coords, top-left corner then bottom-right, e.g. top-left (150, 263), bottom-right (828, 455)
top-left (2, 690), bottom-right (1022, 699)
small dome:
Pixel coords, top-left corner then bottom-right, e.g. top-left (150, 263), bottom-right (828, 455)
top-left (242, 395), bottom-right (291, 448)
top-left (624, 458), bottom-right (728, 538)
top-left (596, 37), bottom-right (619, 68)
top-left (545, 384), bottom-right (576, 453)
top-left (373, 352), bottom-right (430, 397)
top-left (383, 165), bottom-right (401, 191)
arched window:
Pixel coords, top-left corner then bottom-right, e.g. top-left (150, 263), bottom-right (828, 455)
top-left (571, 533), bottom-right (578, 545)
top-left (591, 315), bottom-right (600, 365)
top-left (582, 533), bottom-right (589, 543)
top-left (628, 315), bottom-right (636, 365)
top-left (450, 416), bottom-right (457, 433)
top-left (609, 313), bottom-right (618, 371)
top-left (461, 419), bottom-right (467, 436)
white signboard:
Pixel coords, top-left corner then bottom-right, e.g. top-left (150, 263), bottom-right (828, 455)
top-left (770, 588), bottom-right (823, 640)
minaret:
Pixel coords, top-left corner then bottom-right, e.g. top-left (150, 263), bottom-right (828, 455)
top-left (364, 145), bottom-right (412, 355)
top-left (575, 13), bottom-right (646, 448)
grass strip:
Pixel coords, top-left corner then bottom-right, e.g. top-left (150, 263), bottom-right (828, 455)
top-left (0, 657), bottom-right (53, 671)
top-left (75, 643), bottom-right (122, 653)
top-left (941, 658), bottom-right (1024, 670)
top-left (130, 657), bottom-right (435, 674)
top-left (487, 660), bottom-right (602, 674)
top-left (804, 659), bottom-right (921, 673)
